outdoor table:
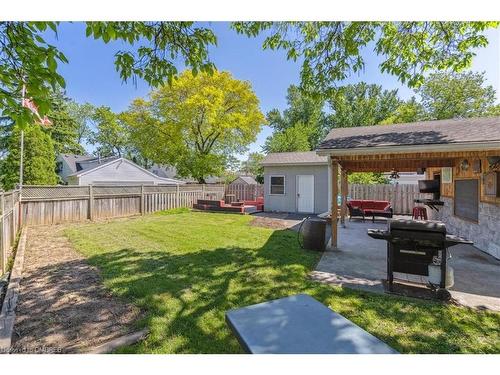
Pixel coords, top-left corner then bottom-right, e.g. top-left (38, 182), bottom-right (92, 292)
top-left (225, 294), bottom-right (398, 354)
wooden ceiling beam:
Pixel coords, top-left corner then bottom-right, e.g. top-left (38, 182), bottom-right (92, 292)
top-left (336, 150), bottom-right (500, 162)
top-left (341, 158), bottom-right (455, 173)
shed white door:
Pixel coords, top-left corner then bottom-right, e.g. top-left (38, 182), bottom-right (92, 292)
top-left (296, 175), bottom-right (314, 213)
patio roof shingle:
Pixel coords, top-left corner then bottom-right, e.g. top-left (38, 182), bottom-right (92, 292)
top-left (317, 116), bottom-right (500, 151)
top-left (261, 151), bottom-right (328, 166)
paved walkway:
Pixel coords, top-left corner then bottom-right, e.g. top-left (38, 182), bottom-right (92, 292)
top-left (311, 220), bottom-right (500, 311)
top-left (11, 225), bottom-right (142, 353)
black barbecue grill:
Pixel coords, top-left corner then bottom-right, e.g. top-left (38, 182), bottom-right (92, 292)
top-left (368, 219), bottom-right (472, 297)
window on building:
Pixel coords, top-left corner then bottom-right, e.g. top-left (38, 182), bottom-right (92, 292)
top-left (270, 176), bottom-right (285, 195)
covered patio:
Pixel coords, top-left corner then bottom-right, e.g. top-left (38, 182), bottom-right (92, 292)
top-left (313, 117), bottom-right (500, 310)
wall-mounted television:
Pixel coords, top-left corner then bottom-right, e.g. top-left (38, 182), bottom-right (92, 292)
top-left (418, 179), bottom-right (440, 193)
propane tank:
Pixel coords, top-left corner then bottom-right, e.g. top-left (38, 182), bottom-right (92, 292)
top-left (428, 264), bottom-right (454, 289)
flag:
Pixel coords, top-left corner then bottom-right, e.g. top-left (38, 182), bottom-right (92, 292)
top-left (22, 97), bottom-right (52, 127)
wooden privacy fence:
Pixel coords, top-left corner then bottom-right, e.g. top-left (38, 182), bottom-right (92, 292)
top-left (348, 184), bottom-right (429, 215)
top-left (0, 189), bottom-right (20, 274)
top-left (225, 184), bottom-right (264, 201)
top-left (20, 184), bottom-right (225, 226)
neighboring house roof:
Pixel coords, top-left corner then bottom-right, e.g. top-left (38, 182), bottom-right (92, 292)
top-left (231, 176), bottom-right (258, 185)
top-left (149, 164), bottom-right (223, 184)
top-left (317, 116), bottom-right (500, 154)
top-left (261, 151), bottom-right (328, 166)
top-left (58, 154), bottom-right (95, 174)
top-left (67, 157), bottom-right (184, 184)
top-left (74, 156), bottom-right (119, 173)
top-left (150, 164), bottom-right (178, 179)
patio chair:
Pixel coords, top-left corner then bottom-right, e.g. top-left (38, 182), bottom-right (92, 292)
top-left (347, 202), bottom-right (365, 221)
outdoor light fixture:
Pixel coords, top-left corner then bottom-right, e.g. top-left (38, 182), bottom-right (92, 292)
top-left (460, 159), bottom-right (469, 172)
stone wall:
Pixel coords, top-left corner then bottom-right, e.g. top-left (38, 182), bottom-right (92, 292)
top-left (435, 197), bottom-right (500, 259)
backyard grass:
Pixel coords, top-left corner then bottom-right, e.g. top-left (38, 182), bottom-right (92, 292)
top-left (64, 210), bottom-right (500, 354)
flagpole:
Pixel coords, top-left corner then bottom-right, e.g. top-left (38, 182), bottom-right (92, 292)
top-left (16, 84), bottom-right (26, 229)
top-left (19, 84), bottom-right (25, 190)
top-left (19, 130), bottom-right (24, 188)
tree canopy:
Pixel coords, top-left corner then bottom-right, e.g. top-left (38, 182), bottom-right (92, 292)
top-left (44, 90), bottom-right (85, 155)
top-left (327, 82), bottom-right (402, 128)
top-left (66, 101), bottom-right (95, 145)
top-left (263, 122), bottom-right (312, 153)
top-left (0, 21), bottom-right (217, 126)
top-left (0, 123), bottom-right (58, 189)
top-left (2, 21), bottom-right (498, 127)
top-left (90, 106), bottom-right (129, 157)
top-left (123, 70), bottom-right (265, 183)
top-left (232, 22), bottom-right (499, 97)
top-left (416, 71), bottom-right (499, 120)
top-left (240, 152), bottom-right (265, 183)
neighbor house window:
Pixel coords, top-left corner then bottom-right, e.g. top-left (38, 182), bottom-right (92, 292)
top-left (270, 176), bottom-right (285, 195)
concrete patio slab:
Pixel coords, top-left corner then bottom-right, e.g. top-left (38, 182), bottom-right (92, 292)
top-left (313, 219), bottom-right (500, 311)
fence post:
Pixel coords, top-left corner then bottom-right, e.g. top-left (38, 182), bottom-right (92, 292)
top-left (202, 184), bottom-right (205, 199)
top-left (140, 185), bottom-right (145, 215)
top-left (10, 193), bottom-right (15, 244)
top-left (176, 184), bottom-right (180, 208)
top-left (88, 184), bottom-right (94, 221)
top-left (0, 192), bottom-right (4, 274)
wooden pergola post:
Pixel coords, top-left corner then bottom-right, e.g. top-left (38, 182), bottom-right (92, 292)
top-left (340, 169), bottom-right (348, 227)
top-left (330, 158), bottom-right (339, 249)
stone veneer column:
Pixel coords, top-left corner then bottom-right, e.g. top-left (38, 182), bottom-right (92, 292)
top-left (437, 197), bottom-right (500, 259)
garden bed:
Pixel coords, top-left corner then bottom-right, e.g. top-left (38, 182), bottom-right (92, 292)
top-left (11, 225), bottom-right (143, 353)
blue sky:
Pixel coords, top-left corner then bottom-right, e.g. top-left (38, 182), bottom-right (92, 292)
top-left (46, 22), bottom-right (500, 160)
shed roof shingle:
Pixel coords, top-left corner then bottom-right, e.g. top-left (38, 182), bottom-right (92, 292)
top-left (261, 151), bottom-right (328, 166)
top-left (317, 116), bottom-right (500, 151)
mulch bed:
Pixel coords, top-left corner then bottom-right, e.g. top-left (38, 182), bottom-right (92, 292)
top-left (10, 225), bottom-right (142, 353)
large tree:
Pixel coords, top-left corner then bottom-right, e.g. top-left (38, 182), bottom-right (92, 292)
top-left (326, 82), bottom-right (402, 128)
top-left (380, 97), bottom-right (426, 125)
top-left (0, 123), bottom-right (58, 189)
top-left (266, 85), bottom-right (327, 149)
top-left (232, 22), bottom-right (499, 97)
top-left (90, 106), bottom-right (129, 157)
top-left (66, 101), bottom-right (95, 145)
top-left (262, 122), bottom-right (312, 153)
top-left (123, 70), bottom-right (265, 183)
top-left (44, 90), bottom-right (85, 155)
top-left (416, 71), bottom-right (499, 120)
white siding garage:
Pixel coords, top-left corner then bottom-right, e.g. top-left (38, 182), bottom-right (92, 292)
top-left (262, 152), bottom-right (330, 214)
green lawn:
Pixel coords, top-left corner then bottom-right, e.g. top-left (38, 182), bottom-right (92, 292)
top-left (64, 210), bottom-right (500, 354)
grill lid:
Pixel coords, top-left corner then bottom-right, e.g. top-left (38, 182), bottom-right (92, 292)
top-left (388, 219), bottom-right (446, 234)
